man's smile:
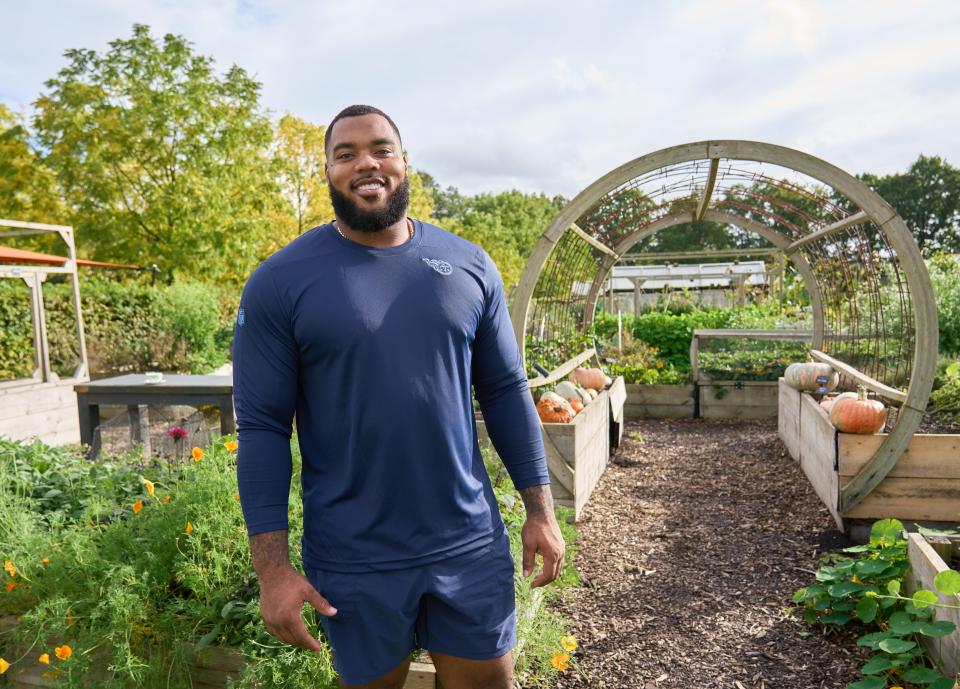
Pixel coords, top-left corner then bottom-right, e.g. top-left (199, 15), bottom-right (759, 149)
top-left (353, 177), bottom-right (386, 197)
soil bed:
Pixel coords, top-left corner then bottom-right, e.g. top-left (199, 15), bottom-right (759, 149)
top-left (549, 418), bottom-right (875, 689)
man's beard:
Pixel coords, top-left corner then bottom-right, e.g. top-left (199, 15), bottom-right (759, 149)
top-left (329, 173), bottom-right (410, 233)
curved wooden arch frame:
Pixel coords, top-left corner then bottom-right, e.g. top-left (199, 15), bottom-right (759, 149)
top-left (510, 140), bottom-right (938, 513)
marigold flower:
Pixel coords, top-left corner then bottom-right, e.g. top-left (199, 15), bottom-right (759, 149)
top-left (54, 646), bottom-right (72, 661)
top-left (5, 581), bottom-right (16, 593)
top-left (551, 652), bottom-right (570, 671)
top-left (42, 558), bottom-right (50, 565)
top-left (39, 653), bottom-right (50, 665)
top-left (3, 560), bottom-right (15, 577)
top-left (224, 440), bottom-right (238, 452)
top-left (133, 499), bottom-right (143, 514)
top-left (167, 426), bottom-right (188, 440)
top-left (235, 494), bottom-right (241, 501)
top-left (192, 447), bottom-right (204, 462)
top-left (0, 658), bottom-right (9, 674)
top-left (162, 495), bottom-right (171, 504)
top-left (143, 479), bottom-right (155, 497)
top-left (185, 522), bottom-right (194, 535)
top-left (560, 635), bottom-right (578, 652)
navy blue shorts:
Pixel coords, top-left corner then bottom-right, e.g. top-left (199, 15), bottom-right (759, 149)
top-left (304, 531), bottom-right (516, 686)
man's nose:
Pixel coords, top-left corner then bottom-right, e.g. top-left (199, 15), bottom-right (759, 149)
top-left (355, 152), bottom-right (380, 171)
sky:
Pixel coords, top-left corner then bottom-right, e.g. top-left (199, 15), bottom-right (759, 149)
top-left (1, 0), bottom-right (959, 199)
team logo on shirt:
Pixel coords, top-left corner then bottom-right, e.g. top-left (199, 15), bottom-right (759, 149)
top-left (422, 258), bottom-right (453, 275)
top-left (237, 307), bottom-right (245, 327)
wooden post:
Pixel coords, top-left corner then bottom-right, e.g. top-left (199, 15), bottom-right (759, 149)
top-left (128, 405), bottom-right (151, 458)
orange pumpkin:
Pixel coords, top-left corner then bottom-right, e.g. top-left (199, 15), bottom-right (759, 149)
top-left (830, 387), bottom-right (886, 434)
top-left (820, 391), bottom-right (857, 413)
top-left (536, 397), bottom-right (572, 423)
top-left (570, 367), bottom-right (606, 391)
top-left (568, 398), bottom-right (584, 413)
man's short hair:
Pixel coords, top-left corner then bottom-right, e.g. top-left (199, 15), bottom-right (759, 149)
top-left (326, 105), bottom-right (402, 153)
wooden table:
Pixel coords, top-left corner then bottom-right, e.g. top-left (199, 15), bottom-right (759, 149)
top-left (74, 374), bottom-right (234, 454)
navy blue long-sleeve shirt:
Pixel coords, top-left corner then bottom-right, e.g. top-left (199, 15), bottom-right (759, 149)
top-left (233, 220), bottom-right (549, 572)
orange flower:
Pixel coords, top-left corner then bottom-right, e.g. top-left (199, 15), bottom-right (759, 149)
top-left (551, 652), bottom-right (570, 671)
top-left (54, 646), bottom-right (71, 661)
top-left (3, 560), bottom-right (15, 577)
top-left (224, 440), bottom-right (238, 452)
top-left (0, 657), bottom-right (9, 674)
top-left (5, 581), bottom-right (16, 593)
top-left (142, 479), bottom-right (155, 497)
top-left (39, 653), bottom-right (50, 665)
top-left (133, 499), bottom-right (143, 514)
top-left (162, 495), bottom-right (171, 504)
top-left (234, 494), bottom-right (241, 501)
top-left (192, 447), bottom-right (204, 462)
top-left (185, 522), bottom-right (194, 535)
top-left (41, 558), bottom-right (50, 565)
top-left (560, 635), bottom-right (578, 652)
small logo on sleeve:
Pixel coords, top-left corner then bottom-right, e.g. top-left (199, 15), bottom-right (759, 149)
top-left (237, 307), bottom-right (246, 327)
top-left (422, 258), bottom-right (453, 275)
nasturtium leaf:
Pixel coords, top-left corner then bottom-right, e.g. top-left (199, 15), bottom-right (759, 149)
top-left (855, 597), bottom-right (878, 623)
top-left (887, 580), bottom-right (901, 596)
top-left (858, 655), bottom-right (894, 674)
top-left (846, 676), bottom-right (886, 689)
top-left (820, 612), bottom-right (852, 625)
top-left (934, 569), bottom-right (960, 596)
top-left (930, 676), bottom-right (956, 689)
top-left (855, 560), bottom-right (889, 576)
top-left (843, 544), bottom-right (872, 553)
top-left (832, 600), bottom-right (855, 612)
top-left (804, 608), bottom-right (818, 624)
top-left (888, 611), bottom-right (915, 635)
top-left (902, 665), bottom-right (946, 683)
top-left (918, 620), bottom-right (957, 637)
top-left (814, 598), bottom-right (832, 611)
top-left (792, 588), bottom-right (807, 603)
top-left (856, 631), bottom-right (888, 648)
top-left (829, 581), bottom-right (863, 598)
top-left (913, 590), bottom-right (940, 609)
top-left (878, 638), bottom-right (916, 654)
top-left (870, 518), bottom-right (905, 546)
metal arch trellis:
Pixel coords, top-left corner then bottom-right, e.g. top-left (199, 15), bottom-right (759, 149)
top-left (510, 140), bottom-right (938, 514)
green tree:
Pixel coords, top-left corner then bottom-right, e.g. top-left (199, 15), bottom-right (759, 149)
top-left (33, 24), bottom-right (279, 283)
top-left (0, 104), bottom-right (65, 229)
top-left (444, 190), bottom-right (564, 293)
top-left (272, 113), bottom-right (330, 239)
top-left (860, 155), bottom-right (960, 255)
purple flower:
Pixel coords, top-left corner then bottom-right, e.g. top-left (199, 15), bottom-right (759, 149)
top-left (167, 426), bottom-right (189, 440)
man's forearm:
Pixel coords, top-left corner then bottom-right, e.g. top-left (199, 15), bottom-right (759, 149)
top-left (250, 530), bottom-right (291, 577)
top-left (519, 483), bottom-right (554, 518)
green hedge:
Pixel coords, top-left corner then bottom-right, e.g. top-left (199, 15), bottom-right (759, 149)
top-left (0, 277), bottom-right (234, 380)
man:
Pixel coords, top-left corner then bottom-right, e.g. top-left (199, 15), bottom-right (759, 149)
top-left (233, 104), bottom-right (564, 689)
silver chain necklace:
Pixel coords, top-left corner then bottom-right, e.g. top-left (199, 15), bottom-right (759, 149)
top-left (334, 219), bottom-right (413, 242)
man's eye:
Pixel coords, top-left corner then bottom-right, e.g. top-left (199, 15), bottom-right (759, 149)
top-left (377, 149), bottom-right (392, 155)
top-left (337, 153), bottom-right (353, 160)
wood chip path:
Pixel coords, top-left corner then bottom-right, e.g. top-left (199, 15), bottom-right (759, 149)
top-left (548, 418), bottom-right (873, 689)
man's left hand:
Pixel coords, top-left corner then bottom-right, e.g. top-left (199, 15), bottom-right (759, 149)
top-left (521, 512), bottom-right (566, 588)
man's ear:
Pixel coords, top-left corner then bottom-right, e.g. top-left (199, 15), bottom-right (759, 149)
top-left (323, 161), bottom-right (330, 183)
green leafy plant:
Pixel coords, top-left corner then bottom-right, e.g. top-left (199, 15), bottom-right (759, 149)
top-left (930, 361), bottom-right (960, 425)
top-left (794, 519), bottom-right (959, 689)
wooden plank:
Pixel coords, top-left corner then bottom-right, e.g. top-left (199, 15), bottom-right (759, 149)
top-left (568, 223), bottom-right (619, 259)
top-left (405, 660), bottom-right (439, 689)
top-left (778, 378), bottom-right (802, 462)
top-left (784, 210), bottom-right (870, 254)
top-left (526, 349), bottom-right (596, 389)
top-left (840, 478), bottom-right (960, 521)
top-left (808, 349), bottom-right (907, 403)
top-left (619, 248), bottom-right (781, 262)
top-left (907, 533), bottom-right (960, 676)
top-left (0, 381), bottom-right (77, 420)
top-left (0, 219), bottom-right (72, 232)
top-left (695, 157), bottom-right (720, 221)
top-left (625, 384), bottom-right (695, 405)
top-left (623, 403), bottom-right (694, 419)
top-left (839, 433), bottom-right (960, 479)
top-left (691, 328), bottom-right (813, 341)
top-left (608, 377), bottom-right (626, 417)
top-left (798, 391), bottom-right (842, 529)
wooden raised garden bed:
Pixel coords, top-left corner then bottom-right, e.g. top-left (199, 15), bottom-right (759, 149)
top-left (778, 378), bottom-right (960, 529)
top-left (906, 533), bottom-right (960, 676)
top-left (623, 384), bottom-right (694, 419)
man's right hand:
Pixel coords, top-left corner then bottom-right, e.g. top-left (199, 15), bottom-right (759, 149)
top-left (258, 564), bottom-right (338, 652)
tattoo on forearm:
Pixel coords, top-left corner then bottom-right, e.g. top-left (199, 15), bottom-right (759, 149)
top-left (520, 484), bottom-right (554, 517)
top-left (249, 530), bottom-right (290, 573)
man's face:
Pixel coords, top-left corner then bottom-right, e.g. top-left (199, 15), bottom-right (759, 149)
top-left (325, 114), bottom-right (409, 233)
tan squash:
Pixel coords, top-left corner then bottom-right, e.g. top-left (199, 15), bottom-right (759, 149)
top-left (820, 391), bottom-right (857, 414)
top-left (784, 362), bottom-right (839, 391)
top-left (830, 386), bottom-right (886, 434)
top-left (570, 367), bottom-right (606, 391)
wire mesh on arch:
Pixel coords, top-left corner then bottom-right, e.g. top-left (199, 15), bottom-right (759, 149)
top-left (523, 155), bottom-right (916, 390)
